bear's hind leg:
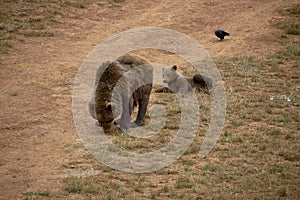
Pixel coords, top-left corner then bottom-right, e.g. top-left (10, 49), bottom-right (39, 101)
top-left (133, 96), bottom-right (150, 127)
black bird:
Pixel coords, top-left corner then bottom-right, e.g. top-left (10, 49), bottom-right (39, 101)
top-left (215, 29), bottom-right (230, 40)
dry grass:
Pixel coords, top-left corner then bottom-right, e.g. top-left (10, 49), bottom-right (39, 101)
top-left (0, 0), bottom-right (92, 53)
top-left (61, 6), bottom-right (299, 198)
top-left (63, 42), bottom-right (299, 199)
top-left (275, 4), bottom-right (300, 35)
top-left (1, 1), bottom-right (297, 199)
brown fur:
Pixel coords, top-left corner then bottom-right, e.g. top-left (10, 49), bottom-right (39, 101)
top-left (94, 54), bottom-right (153, 133)
top-left (189, 74), bottom-right (213, 94)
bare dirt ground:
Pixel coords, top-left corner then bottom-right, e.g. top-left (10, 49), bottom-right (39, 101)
top-left (0, 0), bottom-right (299, 199)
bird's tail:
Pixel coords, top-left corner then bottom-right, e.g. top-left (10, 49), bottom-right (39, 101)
top-left (225, 32), bottom-right (230, 36)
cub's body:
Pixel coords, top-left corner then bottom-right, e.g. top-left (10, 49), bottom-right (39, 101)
top-left (158, 65), bottom-right (212, 96)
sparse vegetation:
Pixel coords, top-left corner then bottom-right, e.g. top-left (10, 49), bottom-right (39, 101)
top-left (275, 21), bottom-right (300, 35)
top-left (275, 4), bottom-right (300, 35)
top-left (108, 0), bottom-right (124, 7)
top-left (61, 43), bottom-right (299, 196)
top-left (23, 191), bottom-right (50, 199)
top-left (60, 13), bottom-right (299, 197)
top-left (0, 40), bottom-right (12, 53)
top-left (64, 178), bottom-right (101, 194)
top-left (0, 0), bottom-right (90, 53)
top-left (0, 1), bottom-right (299, 200)
top-left (284, 4), bottom-right (300, 15)
top-left (64, 1), bottom-right (87, 9)
top-left (175, 176), bottom-right (193, 189)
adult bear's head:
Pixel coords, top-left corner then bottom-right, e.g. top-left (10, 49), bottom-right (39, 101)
top-left (98, 102), bottom-right (115, 133)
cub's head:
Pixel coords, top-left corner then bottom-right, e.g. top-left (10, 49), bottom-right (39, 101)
top-left (162, 65), bottom-right (178, 83)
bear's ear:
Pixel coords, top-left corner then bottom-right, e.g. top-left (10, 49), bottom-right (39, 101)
top-left (162, 67), bottom-right (166, 73)
top-left (105, 102), bottom-right (113, 111)
top-left (172, 65), bottom-right (177, 71)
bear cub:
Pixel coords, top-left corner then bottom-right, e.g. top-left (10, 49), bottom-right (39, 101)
top-left (156, 65), bottom-right (212, 96)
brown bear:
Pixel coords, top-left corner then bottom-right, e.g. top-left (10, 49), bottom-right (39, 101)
top-left (92, 54), bottom-right (153, 133)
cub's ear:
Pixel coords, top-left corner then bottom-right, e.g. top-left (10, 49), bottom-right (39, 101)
top-left (105, 102), bottom-right (114, 111)
top-left (162, 67), bottom-right (166, 73)
top-left (172, 65), bottom-right (177, 71)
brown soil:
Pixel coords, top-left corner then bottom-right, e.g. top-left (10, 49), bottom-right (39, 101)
top-left (0, 0), bottom-right (299, 199)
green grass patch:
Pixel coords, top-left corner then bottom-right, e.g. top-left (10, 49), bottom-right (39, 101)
top-left (64, 1), bottom-right (87, 9)
top-left (275, 4), bottom-right (300, 35)
top-left (0, 40), bottom-right (12, 53)
top-left (23, 191), bottom-right (50, 197)
top-left (288, 44), bottom-right (300, 57)
top-left (64, 178), bottom-right (101, 194)
top-left (267, 128), bottom-right (281, 136)
top-left (108, 0), bottom-right (124, 7)
top-left (275, 21), bottom-right (300, 35)
top-left (285, 4), bottom-right (300, 15)
top-left (175, 176), bottom-right (193, 189)
top-left (200, 163), bottom-right (219, 172)
top-left (221, 131), bottom-right (243, 143)
top-left (231, 119), bottom-right (244, 127)
top-left (108, 0), bottom-right (124, 3)
top-left (21, 29), bottom-right (54, 37)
